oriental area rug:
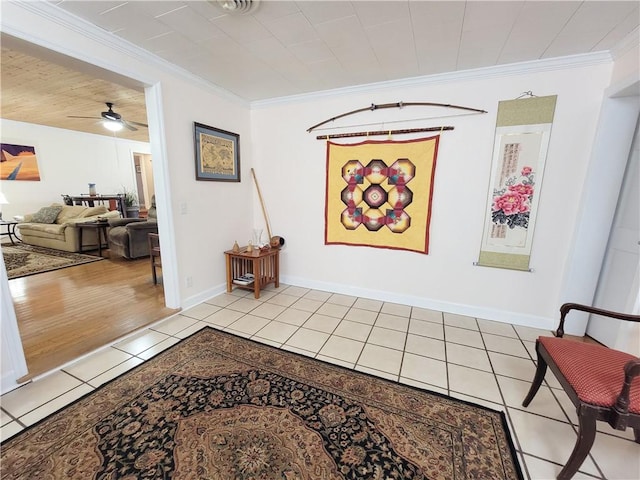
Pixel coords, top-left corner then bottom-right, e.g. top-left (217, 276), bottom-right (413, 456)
top-left (0, 327), bottom-right (523, 480)
top-left (2, 243), bottom-right (102, 280)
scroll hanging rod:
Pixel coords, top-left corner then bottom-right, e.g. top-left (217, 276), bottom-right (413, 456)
top-left (307, 101), bottom-right (487, 132)
top-left (516, 90), bottom-right (537, 99)
top-left (316, 126), bottom-right (454, 140)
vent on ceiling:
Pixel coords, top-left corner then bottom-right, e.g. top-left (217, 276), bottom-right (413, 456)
top-left (215, 0), bottom-right (259, 15)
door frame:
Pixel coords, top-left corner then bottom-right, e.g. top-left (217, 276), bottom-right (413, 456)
top-left (558, 76), bottom-right (640, 335)
top-left (0, 14), bottom-right (181, 390)
top-left (587, 112), bottom-right (640, 354)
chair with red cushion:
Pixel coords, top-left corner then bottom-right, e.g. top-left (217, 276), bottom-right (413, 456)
top-left (522, 303), bottom-right (640, 480)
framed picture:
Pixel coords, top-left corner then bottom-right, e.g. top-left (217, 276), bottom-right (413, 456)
top-left (1, 143), bottom-right (42, 181)
top-left (477, 95), bottom-right (557, 271)
top-left (194, 122), bottom-right (240, 182)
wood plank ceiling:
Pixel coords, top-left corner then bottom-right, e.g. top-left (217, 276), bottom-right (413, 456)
top-left (1, 47), bottom-right (149, 142)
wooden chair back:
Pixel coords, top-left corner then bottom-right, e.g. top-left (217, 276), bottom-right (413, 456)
top-left (148, 233), bottom-right (161, 284)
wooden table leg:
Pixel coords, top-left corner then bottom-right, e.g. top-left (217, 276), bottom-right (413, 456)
top-left (253, 256), bottom-right (261, 299)
top-left (78, 228), bottom-right (84, 253)
top-left (225, 254), bottom-right (233, 292)
top-left (96, 228), bottom-right (102, 257)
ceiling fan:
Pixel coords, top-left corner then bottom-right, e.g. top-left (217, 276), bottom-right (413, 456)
top-left (68, 102), bottom-right (148, 132)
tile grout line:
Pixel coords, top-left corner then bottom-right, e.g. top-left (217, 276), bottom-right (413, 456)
top-left (2, 289), bottom-right (633, 479)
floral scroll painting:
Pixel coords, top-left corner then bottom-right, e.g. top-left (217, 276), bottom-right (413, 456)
top-left (478, 95), bottom-right (557, 271)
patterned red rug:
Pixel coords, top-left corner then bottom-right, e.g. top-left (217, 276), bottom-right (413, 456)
top-left (0, 327), bottom-right (523, 479)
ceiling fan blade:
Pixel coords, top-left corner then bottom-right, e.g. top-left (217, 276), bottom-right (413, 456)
top-left (121, 120), bottom-right (138, 131)
top-left (126, 120), bottom-right (148, 128)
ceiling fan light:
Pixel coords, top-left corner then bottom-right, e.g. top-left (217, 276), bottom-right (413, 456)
top-left (103, 120), bottom-right (123, 132)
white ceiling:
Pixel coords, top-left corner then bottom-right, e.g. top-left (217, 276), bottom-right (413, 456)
top-left (1, 1), bottom-right (637, 141)
top-left (52, 0), bottom-right (639, 102)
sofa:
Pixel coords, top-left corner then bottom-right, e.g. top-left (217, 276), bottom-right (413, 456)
top-left (18, 204), bottom-right (121, 252)
top-left (107, 196), bottom-right (158, 259)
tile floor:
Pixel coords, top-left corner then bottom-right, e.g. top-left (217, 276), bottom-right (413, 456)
top-left (2, 285), bottom-right (639, 479)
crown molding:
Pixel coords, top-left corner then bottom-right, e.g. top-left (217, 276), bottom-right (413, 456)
top-left (2, 0), bottom-right (248, 107)
top-left (251, 51), bottom-right (612, 108)
top-left (610, 26), bottom-right (640, 60)
top-left (3, 1), bottom-right (620, 111)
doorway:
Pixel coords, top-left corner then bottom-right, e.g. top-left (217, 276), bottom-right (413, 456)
top-left (133, 152), bottom-right (155, 215)
top-left (0, 44), bottom-right (179, 389)
top-left (588, 114), bottom-right (640, 355)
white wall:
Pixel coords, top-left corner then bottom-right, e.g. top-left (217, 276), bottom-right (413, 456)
top-left (0, 3), bottom-right (633, 348)
top-left (0, 252), bottom-right (28, 393)
top-left (1, 1), bottom-right (255, 306)
top-left (250, 61), bottom-right (613, 329)
top-left (0, 120), bottom-right (150, 218)
top-left (0, 2), bottom-right (255, 390)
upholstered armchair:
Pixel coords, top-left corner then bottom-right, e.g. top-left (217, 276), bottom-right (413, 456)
top-left (522, 303), bottom-right (640, 479)
top-left (107, 196), bottom-right (158, 259)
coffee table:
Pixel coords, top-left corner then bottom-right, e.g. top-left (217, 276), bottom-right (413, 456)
top-left (0, 220), bottom-right (20, 245)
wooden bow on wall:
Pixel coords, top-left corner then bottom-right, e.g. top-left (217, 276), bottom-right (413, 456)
top-left (306, 101), bottom-right (488, 132)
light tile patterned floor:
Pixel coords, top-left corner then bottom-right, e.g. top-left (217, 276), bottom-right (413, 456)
top-left (2, 285), bottom-right (639, 479)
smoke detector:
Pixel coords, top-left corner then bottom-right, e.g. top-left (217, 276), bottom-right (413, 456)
top-left (215, 0), bottom-right (260, 15)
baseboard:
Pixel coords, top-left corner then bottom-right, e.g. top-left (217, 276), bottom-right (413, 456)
top-left (196, 276), bottom-right (555, 331)
top-left (183, 284), bottom-right (227, 310)
top-left (1, 370), bottom-right (26, 395)
top-left (280, 274), bottom-right (555, 331)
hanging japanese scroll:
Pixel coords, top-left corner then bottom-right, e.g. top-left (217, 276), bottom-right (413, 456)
top-left (325, 136), bottom-right (439, 254)
top-left (477, 95), bottom-right (557, 271)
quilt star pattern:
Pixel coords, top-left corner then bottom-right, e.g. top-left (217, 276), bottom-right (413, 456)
top-left (325, 136), bottom-right (439, 254)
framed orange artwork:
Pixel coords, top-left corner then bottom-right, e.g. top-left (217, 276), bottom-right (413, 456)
top-left (1, 143), bottom-right (41, 181)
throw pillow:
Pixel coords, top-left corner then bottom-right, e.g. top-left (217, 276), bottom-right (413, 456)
top-left (31, 205), bottom-right (63, 224)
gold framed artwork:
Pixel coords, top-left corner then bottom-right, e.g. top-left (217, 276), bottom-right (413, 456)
top-left (193, 122), bottom-right (240, 182)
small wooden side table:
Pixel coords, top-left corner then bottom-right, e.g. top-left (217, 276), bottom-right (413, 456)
top-left (77, 221), bottom-right (109, 257)
top-left (225, 246), bottom-right (279, 299)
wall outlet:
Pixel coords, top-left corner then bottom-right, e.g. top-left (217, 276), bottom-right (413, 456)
top-left (185, 276), bottom-right (193, 288)
top-left (180, 202), bottom-right (188, 215)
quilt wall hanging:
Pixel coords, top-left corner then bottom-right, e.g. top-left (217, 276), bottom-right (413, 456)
top-left (325, 135), bottom-right (439, 254)
top-left (477, 95), bottom-right (557, 271)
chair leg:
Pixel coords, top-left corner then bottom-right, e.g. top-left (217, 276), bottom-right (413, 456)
top-left (557, 406), bottom-right (597, 480)
top-left (150, 257), bottom-right (157, 285)
top-left (634, 428), bottom-right (640, 444)
top-left (523, 341), bottom-right (547, 407)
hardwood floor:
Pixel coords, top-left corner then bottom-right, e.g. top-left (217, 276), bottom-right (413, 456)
top-left (8, 254), bottom-right (179, 380)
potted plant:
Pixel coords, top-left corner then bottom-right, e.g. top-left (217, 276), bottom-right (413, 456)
top-left (120, 187), bottom-right (140, 218)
